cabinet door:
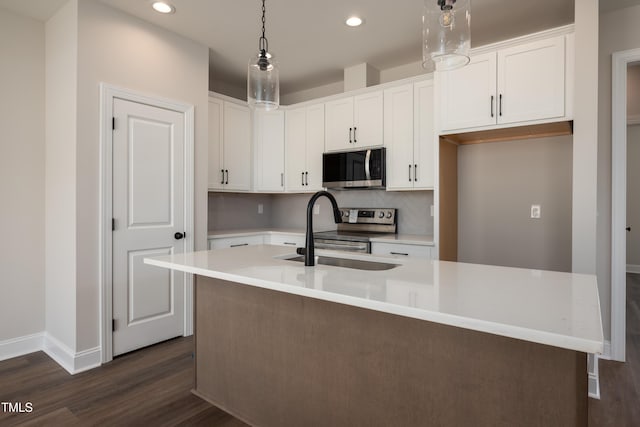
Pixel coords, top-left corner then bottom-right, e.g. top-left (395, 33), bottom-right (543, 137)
top-left (353, 91), bottom-right (384, 148)
top-left (325, 97), bottom-right (354, 152)
top-left (497, 36), bottom-right (565, 124)
top-left (208, 98), bottom-right (224, 190)
top-left (223, 102), bottom-right (252, 191)
top-left (413, 80), bottom-right (435, 189)
top-left (439, 51), bottom-right (497, 132)
top-left (384, 84), bottom-right (414, 190)
top-left (305, 104), bottom-right (325, 190)
top-left (371, 242), bottom-right (433, 259)
top-left (285, 107), bottom-right (307, 191)
top-left (254, 110), bottom-right (285, 192)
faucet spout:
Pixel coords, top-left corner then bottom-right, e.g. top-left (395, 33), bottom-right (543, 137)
top-left (305, 191), bottom-right (342, 266)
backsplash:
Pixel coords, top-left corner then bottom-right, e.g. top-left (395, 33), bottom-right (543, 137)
top-left (209, 190), bottom-right (434, 236)
top-left (207, 193), bottom-right (273, 231)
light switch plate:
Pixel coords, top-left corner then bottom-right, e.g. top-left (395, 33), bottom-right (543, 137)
top-left (530, 204), bottom-right (541, 219)
top-left (314, 205), bottom-right (320, 215)
top-left (258, 204), bottom-right (263, 214)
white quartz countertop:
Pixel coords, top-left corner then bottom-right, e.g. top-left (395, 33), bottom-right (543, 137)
top-left (207, 228), bottom-right (305, 239)
top-left (145, 245), bottom-right (603, 354)
top-left (207, 229), bottom-right (434, 245)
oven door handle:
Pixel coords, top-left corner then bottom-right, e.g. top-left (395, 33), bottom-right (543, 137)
top-left (314, 240), bottom-right (369, 252)
top-left (364, 149), bottom-right (371, 181)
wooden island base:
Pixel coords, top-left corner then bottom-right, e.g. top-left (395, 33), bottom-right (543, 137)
top-left (194, 276), bottom-right (587, 427)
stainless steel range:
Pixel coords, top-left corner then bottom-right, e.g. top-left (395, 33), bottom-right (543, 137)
top-left (313, 208), bottom-right (397, 253)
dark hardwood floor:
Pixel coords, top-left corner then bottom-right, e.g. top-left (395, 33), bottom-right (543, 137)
top-left (589, 273), bottom-right (640, 426)
top-left (1, 274), bottom-right (639, 426)
top-left (0, 337), bottom-right (248, 426)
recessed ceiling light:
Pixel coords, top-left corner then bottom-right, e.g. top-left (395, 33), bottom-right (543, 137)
top-left (345, 16), bottom-right (363, 27)
top-left (152, 2), bottom-right (175, 14)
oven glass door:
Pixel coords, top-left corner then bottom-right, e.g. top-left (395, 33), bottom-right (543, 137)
top-left (314, 238), bottom-right (370, 253)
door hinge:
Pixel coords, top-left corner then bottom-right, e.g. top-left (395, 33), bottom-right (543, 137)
top-left (112, 117), bottom-right (115, 130)
top-left (112, 319), bottom-right (116, 332)
top-left (112, 218), bottom-right (115, 231)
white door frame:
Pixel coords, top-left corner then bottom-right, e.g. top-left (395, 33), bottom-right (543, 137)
top-left (99, 83), bottom-right (195, 363)
top-left (611, 49), bottom-right (640, 362)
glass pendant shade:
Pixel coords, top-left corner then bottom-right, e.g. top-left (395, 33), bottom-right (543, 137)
top-left (422, 0), bottom-right (471, 72)
top-left (248, 52), bottom-right (279, 110)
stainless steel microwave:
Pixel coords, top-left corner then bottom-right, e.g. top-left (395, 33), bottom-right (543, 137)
top-left (322, 148), bottom-right (386, 189)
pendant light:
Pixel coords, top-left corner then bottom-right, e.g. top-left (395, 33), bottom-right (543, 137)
top-left (248, 0), bottom-right (279, 110)
top-left (422, 0), bottom-right (471, 72)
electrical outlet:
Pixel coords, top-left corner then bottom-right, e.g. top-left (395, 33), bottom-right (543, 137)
top-left (258, 204), bottom-right (263, 214)
top-left (530, 204), bottom-right (541, 219)
top-left (314, 205), bottom-right (320, 215)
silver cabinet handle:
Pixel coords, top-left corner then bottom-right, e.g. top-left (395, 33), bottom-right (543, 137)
top-left (409, 164), bottom-right (412, 182)
top-left (414, 164), bottom-right (418, 182)
top-left (499, 94), bottom-right (503, 117)
top-left (390, 252), bottom-right (409, 256)
top-left (230, 243), bottom-right (249, 248)
top-left (220, 169), bottom-right (224, 185)
top-left (305, 171), bottom-right (309, 186)
top-left (283, 242), bottom-right (297, 246)
top-left (353, 126), bottom-right (357, 143)
top-left (225, 169), bottom-right (229, 185)
top-left (281, 172), bottom-right (284, 187)
top-left (301, 172), bottom-right (304, 186)
top-left (349, 127), bottom-right (353, 143)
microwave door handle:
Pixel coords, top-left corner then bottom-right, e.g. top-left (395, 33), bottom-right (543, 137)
top-left (364, 149), bottom-right (371, 181)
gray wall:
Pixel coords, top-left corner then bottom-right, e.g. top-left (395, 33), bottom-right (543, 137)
top-left (628, 125), bottom-right (640, 267)
top-left (458, 136), bottom-right (573, 272)
top-left (0, 7), bottom-right (45, 341)
top-left (208, 193), bottom-right (273, 231)
top-left (209, 190), bottom-right (434, 236)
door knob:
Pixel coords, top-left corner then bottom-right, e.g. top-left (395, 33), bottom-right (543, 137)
top-left (174, 232), bottom-right (185, 240)
top-left (627, 227), bottom-right (631, 232)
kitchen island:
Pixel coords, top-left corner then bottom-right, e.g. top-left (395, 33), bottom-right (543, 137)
top-left (145, 245), bottom-right (603, 427)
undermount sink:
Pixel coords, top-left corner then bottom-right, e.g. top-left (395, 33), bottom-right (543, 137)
top-left (283, 255), bottom-right (399, 271)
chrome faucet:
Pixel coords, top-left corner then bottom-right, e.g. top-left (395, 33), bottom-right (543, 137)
top-left (304, 191), bottom-right (342, 266)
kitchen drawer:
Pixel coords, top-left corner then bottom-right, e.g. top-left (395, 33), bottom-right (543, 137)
top-left (371, 242), bottom-right (433, 259)
top-left (267, 234), bottom-right (305, 248)
top-left (208, 234), bottom-right (265, 250)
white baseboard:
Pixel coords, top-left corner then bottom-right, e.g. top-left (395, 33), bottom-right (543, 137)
top-left (0, 331), bottom-right (101, 374)
top-left (627, 264), bottom-right (640, 274)
top-left (43, 333), bottom-right (101, 375)
top-left (0, 332), bottom-right (44, 362)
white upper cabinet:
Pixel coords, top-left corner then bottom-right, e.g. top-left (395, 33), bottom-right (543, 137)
top-left (208, 96), bottom-right (252, 191)
top-left (413, 80), bottom-right (435, 189)
top-left (384, 81), bottom-right (435, 190)
top-left (254, 110), bottom-right (285, 192)
top-left (325, 91), bottom-right (383, 151)
top-left (439, 52), bottom-right (496, 131)
top-left (439, 35), bottom-right (567, 133)
top-left (208, 97), bottom-right (224, 189)
top-left (497, 36), bottom-right (565, 124)
top-left (285, 103), bottom-right (325, 192)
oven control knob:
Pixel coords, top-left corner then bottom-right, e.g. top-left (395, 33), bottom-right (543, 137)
top-left (386, 211), bottom-right (393, 219)
top-left (378, 212), bottom-right (385, 218)
top-left (344, 211), bottom-right (349, 217)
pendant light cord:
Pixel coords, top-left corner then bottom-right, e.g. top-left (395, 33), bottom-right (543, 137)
top-left (259, 0), bottom-right (268, 54)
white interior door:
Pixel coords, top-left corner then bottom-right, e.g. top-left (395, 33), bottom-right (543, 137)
top-left (112, 98), bottom-right (185, 356)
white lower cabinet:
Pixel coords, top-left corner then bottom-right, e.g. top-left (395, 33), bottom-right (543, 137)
top-left (208, 235), bottom-right (265, 250)
top-left (267, 234), bottom-right (305, 248)
top-left (371, 242), bottom-right (434, 259)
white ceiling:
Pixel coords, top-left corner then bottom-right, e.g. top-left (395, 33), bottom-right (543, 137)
top-left (1, 0), bottom-right (639, 95)
top-left (99, 0), bottom-right (576, 94)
